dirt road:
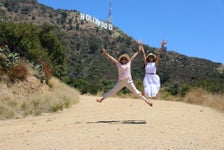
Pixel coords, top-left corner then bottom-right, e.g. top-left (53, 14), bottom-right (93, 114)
top-left (0, 95), bottom-right (224, 150)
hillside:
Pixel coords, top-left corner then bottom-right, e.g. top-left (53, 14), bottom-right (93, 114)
top-left (0, 0), bottom-right (223, 95)
top-left (0, 71), bottom-right (80, 119)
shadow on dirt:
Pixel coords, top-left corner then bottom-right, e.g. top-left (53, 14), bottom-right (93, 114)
top-left (87, 120), bottom-right (146, 124)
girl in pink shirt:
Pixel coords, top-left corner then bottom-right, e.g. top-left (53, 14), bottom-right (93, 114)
top-left (96, 44), bottom-right (153, 107)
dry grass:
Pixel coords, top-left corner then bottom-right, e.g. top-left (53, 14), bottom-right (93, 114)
top-left (159, 87), bottom-right (224, 112)
top-left (96, 87), bottom-right (224, 113)
top-left (182, 88), bottom-right (224, 112)
top-left (0, 77), bottom-right (80, 120)
top-left (48, 77), bottom-right (80, 108)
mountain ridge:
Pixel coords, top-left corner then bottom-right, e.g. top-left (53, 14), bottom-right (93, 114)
top-left (0, 0), bottom-right (223, 94)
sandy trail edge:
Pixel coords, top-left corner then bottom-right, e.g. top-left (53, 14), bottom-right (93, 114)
top-left (0, 95), bottom-right (224, 150)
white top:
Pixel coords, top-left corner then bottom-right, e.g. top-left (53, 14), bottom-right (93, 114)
top-left (145, 62), bottom-right (156, 74)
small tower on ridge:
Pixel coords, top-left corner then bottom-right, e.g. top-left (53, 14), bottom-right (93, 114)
top-left (107, 0), bottom-right (112, 23)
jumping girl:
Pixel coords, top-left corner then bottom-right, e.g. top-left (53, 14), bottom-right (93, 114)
top-left (96, 44), bottom-right (153, 107)
top-left (140, 40), bottom-right (167, 98)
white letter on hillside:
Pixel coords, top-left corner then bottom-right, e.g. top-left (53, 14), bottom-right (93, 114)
top-left (86, 14), bottom-right (91, 21)
top-left (80, 13), bottom-right (85, 20)
top-left (108, 24), bottom-right (113, 30)
top-left (95, 19), bottom-right (101, 26)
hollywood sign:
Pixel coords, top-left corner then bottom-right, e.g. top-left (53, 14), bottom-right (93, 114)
top-left (80, 13), bottom-right (113, 31)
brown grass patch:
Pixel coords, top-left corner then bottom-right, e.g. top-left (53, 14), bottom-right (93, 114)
top-left (182, 88), bottom-right (224, 112)
top-left (0, 77), bottom-right (80, 120)
top-left (9, 64), bottom-right (28, 80)
top-left (41, 61), bottom-right (52, 81)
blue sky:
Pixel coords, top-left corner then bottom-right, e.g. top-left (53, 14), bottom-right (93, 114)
top-left (37, 0), bottom-right (224, 64)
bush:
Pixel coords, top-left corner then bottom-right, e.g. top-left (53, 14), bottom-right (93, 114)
top-left (179, 84), bottom-right (191, 96)
top-left (41, 61), bottom-right (52, 83)
top-left (165, 83), bottom-right (191, 97)
top-left (196, 79), bottom-right (224, 94)
top-left (166, 83), bottom-right (179, 96)
top-left (9, 64), bottom-right (28, 81)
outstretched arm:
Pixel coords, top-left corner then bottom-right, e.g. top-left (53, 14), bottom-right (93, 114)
top-left (102, 48), bottom-right (118, 64)
top-left (130, 41), bottom-right (142, 62)
top-left (155, 40), bottom-right (167, 66)
top-left (138, 41), bottom-right (147, 65)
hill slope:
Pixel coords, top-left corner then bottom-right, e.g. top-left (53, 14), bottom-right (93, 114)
top-left (0, 0), bottom-right (223, 94)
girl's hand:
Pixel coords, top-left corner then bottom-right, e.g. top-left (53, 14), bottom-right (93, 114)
top-left (102, 48), bottom-right (107, 54)
top-left (161, 40), bottom-right (167, 46)
top-left (160, 40), bottom-right (167, 51)
top-left (138, 40), bottom-right (143, 52)
top-left (137, 40), bottom-right (142, 45)
top-left (138, 45), bottom-right (143, 52)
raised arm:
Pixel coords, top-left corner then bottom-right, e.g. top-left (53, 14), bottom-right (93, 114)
top-left (129, 41), bottom-right (142, 63)
top-left (155, 40), bottom-right (167, 66)
top-left (138, 41), bottom-right (147, 65)
top-left (102, 48), bottom-right (118, 64)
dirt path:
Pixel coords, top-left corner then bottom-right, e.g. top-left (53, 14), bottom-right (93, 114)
top-left (0, 95), bottom-right (224, 150)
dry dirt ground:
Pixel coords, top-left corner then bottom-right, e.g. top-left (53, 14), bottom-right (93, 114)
top-left (0, 95), bottom-right (224, 150)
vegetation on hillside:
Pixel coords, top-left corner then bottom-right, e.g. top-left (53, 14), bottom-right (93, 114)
top-left (1, 0), bottom-right (223, 95)
top-left (0, 76), bottom-right (80, 119)
top-left (0, 0), bottom-right (223, 115)
top-left (0, 21), bottom-right (68, 81)
top-left (0, 22), bottom-right (80, 119)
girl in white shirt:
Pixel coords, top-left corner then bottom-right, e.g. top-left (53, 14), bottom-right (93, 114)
top-left (96, 45), bottom-right (153, 107)
top-left (140, 40), bottom-right (167, 98)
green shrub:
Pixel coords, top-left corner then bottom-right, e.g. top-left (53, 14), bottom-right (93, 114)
top-left (196, 79), bottom-right (224, 94)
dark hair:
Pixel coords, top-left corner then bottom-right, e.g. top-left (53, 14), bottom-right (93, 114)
top-left (147, 55), bottom-right (156, 62)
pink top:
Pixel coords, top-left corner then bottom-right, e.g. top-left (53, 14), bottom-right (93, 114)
top-left (116, 62), bottom-right (132, 80)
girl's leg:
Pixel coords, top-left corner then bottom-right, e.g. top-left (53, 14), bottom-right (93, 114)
top-left (126, 79), bottom-right (153, 106)
top-left (96, 80), bottom-right (124, 103)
